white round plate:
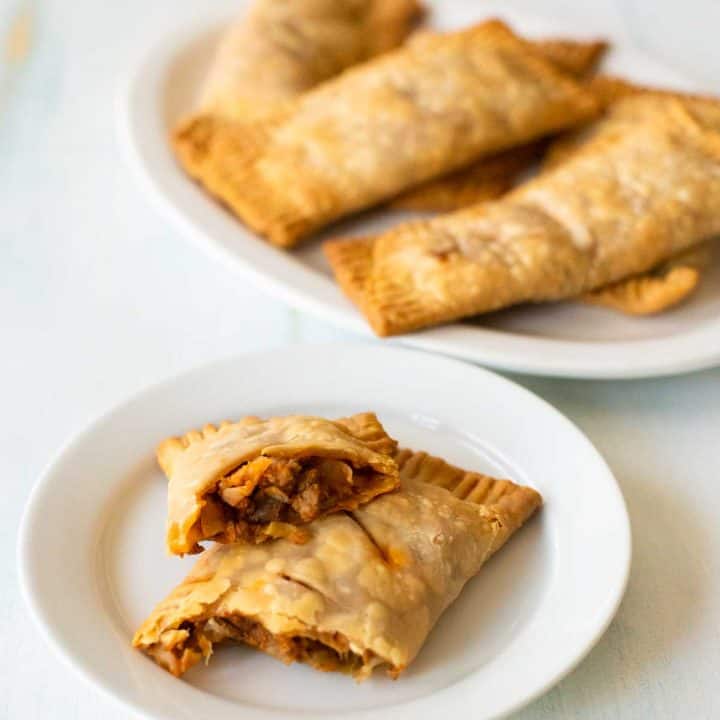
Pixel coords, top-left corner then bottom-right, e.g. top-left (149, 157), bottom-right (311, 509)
top-left (118, 0), bottom-right (720, 380)
top-left (19, 344), bottom-right (630, 720)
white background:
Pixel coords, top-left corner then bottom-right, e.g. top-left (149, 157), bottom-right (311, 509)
top-left (2, 0), bottom-right (720, 717)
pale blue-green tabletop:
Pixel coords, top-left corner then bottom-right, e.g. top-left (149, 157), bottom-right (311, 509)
top-left (2, 1), bottom-right (719, 718)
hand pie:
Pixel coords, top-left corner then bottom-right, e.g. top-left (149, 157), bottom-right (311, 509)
top-left (173, 20), bottom-right (598, 247)
top-left (133, 449), bottom-right (541, 679)
top-left (390, 74), bottom-right (709, 317)
top-left (389, 30), bottom-right (607, 212)
top-left (546, 77), bottom-right (717, 315)
top-left (160, 413), bottom-right (399, 554)
top-left (326, 93), bottom-right (720, 335)
top-left (199, 0), bottom-right (423, 121)
top-left (327, 227), bottom-right (713, 321)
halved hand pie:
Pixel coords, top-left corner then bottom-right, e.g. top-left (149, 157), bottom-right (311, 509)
top-left (134, 449), bottom-right (541, 678)
top-left (160, 413), bottom-right (399, 554)
top-left (173, 19), bottom-right (598, 247)
top-left (199, 0), bottom-right (423, 121)
top-left (326, 92), bottom-right (720, 335)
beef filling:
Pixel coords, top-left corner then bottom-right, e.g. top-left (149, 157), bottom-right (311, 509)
top-left (198, 456), bottom-right (377, 543)
top-left (148, 616), bottom-right (368, 677)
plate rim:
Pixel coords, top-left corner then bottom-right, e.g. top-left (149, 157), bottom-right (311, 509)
top-left (18, 342), bottom-right (632, 720)
top-left (116, 2), bottom-right (720, 380)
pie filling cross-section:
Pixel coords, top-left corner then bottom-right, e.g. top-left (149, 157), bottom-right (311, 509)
top-left (134, 449), bottom-right (541, 679)
top-left (160, 413), bottom-right (399, 554)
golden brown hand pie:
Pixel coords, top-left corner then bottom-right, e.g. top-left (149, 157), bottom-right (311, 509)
top-left (327, 231), bottom-right (714, 320)
top-left (133, 449), bottom-right (541, 679)
top-left (199, 0), bottom-right (423, 121)
top-left (173, 20), bottom-right (598, 247)
top-left (392, 74), bottom-right (704, 315)
top-left (160, 413), bottom-right (399, 554)
top-left (326, 92), bottom-right (720, 336)
top-left (390, 73), bottom-right (698, 317)
top-left (389, 30), bottom-right (607, 212)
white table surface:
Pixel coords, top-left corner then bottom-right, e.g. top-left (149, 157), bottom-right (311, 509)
top-left (2, 0), bottom-right (719, 718)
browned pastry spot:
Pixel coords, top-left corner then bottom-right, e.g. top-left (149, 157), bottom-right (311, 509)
top-left (326, 235), bottom-right (714, 320)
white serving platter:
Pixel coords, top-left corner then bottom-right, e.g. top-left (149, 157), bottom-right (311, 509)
top-left (119, 0), bottom-right (720, 379)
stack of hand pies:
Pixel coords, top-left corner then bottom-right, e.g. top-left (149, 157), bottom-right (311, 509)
top-left (171, 0), bottom-right (720, 336)
top-left (133, 413), bottom-right (541, 680)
